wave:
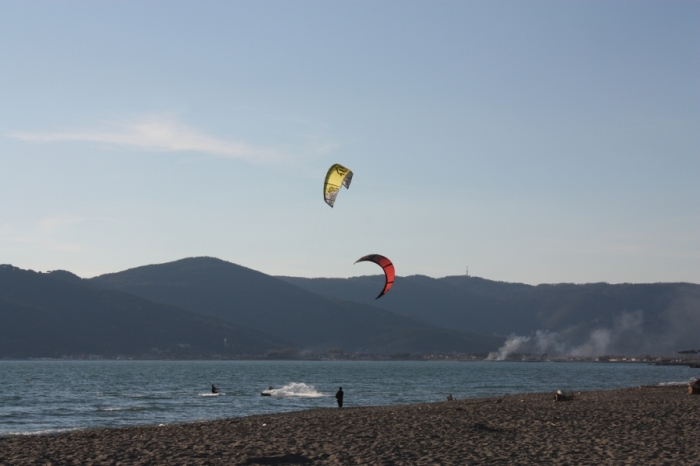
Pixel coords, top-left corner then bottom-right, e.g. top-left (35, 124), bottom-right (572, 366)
top-left (262, 383), bottom-right (326, 398)
top-left (658, 378), bottom-right (695, 386)
top-left (3, 427), bottom-right (80, 437)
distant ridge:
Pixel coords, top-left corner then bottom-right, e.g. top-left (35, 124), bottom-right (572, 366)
top-left (91, 257), bottom-right (503, 354)
top-left (278, 274), bottom-right (700, 356)
top-left (0, 264), bottom-right (289, 358)
top-left (11, 255), bottom-right (692, 358)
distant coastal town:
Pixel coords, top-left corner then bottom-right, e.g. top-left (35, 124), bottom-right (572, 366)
top-left (10, 350), bottom-right (700, 368)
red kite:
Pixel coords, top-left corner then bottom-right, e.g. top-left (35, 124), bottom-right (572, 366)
top-left (354, 254), bottom-right (395, 299)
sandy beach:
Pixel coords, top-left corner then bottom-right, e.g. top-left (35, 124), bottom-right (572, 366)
top-left (1, 385), bottom-right (698, 465)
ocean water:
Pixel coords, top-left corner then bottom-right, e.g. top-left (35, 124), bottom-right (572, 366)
top-left (0, 360), bottom-right (696, 436)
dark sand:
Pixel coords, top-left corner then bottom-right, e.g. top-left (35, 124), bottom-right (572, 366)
top-left (2, 385), bottom-right (698, 465)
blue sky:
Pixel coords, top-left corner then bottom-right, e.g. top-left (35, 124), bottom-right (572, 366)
top-left (1, 1), bottom-right (698, 284)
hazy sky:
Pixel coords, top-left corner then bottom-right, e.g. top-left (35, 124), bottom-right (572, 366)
top-left (1, 1), bottom-right (698, 284)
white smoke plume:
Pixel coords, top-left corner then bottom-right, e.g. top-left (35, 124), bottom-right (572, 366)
top-left (487, 310), bottom-right (647, 360)
top-left (568, 328), bottom-right (612, 358)
top-left (486, 335), bottom-right (532, 361)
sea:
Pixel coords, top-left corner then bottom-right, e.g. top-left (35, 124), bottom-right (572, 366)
top-left (1, 360), bottom-right (696, 437)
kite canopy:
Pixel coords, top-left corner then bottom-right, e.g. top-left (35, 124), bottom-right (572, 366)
top-left (354, 254), bottom-right (395, 299)
top-left (323, 164), bottom-right (353, 207)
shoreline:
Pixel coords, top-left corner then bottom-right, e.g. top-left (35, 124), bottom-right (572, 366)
top-left (1, 385), bottom-right (698, 465)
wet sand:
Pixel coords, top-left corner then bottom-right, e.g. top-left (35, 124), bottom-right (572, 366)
top-left (1, 385), bottom-right (698, 465)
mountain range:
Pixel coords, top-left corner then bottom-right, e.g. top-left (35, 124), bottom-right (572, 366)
top-left (0, 258), bottom-right (501, 358)
top-left (89, 258), bottom-right (501, 355)
top-left (279, 274), bottom-right (700, 357)
top-left (0, 264), bottom-right (287, 359)
top-left (2, 257), bottom-right (698, 359)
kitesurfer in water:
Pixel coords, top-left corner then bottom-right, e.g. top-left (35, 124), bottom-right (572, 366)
top-left (211, 384), bottom-right (219, 394)
top-left (335, 387), bottom-right (344, 408)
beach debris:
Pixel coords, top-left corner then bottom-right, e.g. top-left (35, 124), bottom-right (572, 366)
top-left (688, 379), bottom-right (700, 395)
top-left (323, 163), bottom-right (353, 207)
top-left (354, 254), bottom-right (395, 299)
top-left (554, 390), bottom-right (574, 402)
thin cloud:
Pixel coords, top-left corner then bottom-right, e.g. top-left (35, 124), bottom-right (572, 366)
top-left (9, 116), bottom-right (285, 163)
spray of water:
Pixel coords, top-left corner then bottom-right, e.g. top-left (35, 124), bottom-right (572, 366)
top-left (265, 382), bottom-right (326, 398)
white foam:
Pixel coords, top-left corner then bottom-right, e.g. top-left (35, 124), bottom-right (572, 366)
top-left (264, 382), bottom-right (326, 398)
top-left (658, 380), bottom-right (693, 386)
top-left (198, 392), bottom-right (224, 397)
top-left (4, 427), bottom-right (80, 437)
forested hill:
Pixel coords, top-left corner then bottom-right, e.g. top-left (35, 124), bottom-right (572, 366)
top-left (0, 264), bottom-right (289, 358)
top-left (90, 257), bottom-right (503, 355)
top-left (8, 255), bottom-right (694, 359)
top-left (278, 274), bottom-right (700, 356)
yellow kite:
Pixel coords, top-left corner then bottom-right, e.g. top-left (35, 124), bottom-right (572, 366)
top-left (323, 164), bottom-right (353, 207)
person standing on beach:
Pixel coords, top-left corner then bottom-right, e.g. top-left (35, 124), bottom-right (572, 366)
top-left (335, 387), bottom-right (344, 408)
